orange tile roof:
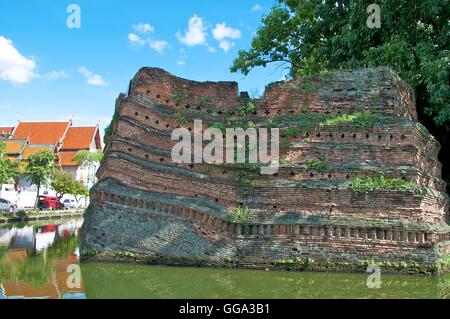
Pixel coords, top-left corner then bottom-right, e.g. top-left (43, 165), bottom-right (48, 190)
top-left (62, 126), bottom-right (98, 150)
top-left (0, 127), bottom-right (14, 135)
top-left (5, 139), bottom-right (27, 154)
top-left (12, 121), bottom-right (70, 145)
top-left (21, 145), bottom-right (54, 159)
top-left (59, 151), bottom-right (78, 166)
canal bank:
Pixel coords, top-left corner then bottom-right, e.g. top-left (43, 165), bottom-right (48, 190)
top-left (0, 209), bottom-right (84, 224)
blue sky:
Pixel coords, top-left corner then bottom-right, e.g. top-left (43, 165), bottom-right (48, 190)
top-left (0, 0), bottom-right (287, 134)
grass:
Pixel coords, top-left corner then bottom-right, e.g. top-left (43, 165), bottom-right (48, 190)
top-left (238, 101), bottom-right (256, 116)
top-left (196, 96), bottom-right (211, 107)
top-left (306, 159), bottom-right (328, 170)
top-left (227, 206), bottom-right (250, 224)
top-left (281, 127), bottom-right (299, 138)
top-left (270, 111), bottom-right (378, 130)
top-left (349, 172), bottom-right (417, 194)
top-left (171, 92), bottom-right (182, 105)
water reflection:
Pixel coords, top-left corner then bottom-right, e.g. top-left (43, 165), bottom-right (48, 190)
top-left (0, 219), bottom-right (85, 299)
top-left (0, 219), bottom-right (450, 299)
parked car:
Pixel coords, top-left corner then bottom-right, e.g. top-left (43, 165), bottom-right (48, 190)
top-left (0, 198), bottom-right (16, 213)
top-left (62, 198), bottom-right (78, 209)
top-left (38, 196), bottom-right (64, 210)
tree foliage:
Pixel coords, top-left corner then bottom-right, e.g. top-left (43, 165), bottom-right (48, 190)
top-left (232, 0), bottom-right (449, 125)
top-left (231, 0), bottom-right (450, 188)
top-left (73, 150), bottom-right (103, 168)
top-left (51, 170), bottom-right (88, 200)
top-left (0, 142), bottom-right (19, 188)
top-left (25, 150), bottom-right (56, 208)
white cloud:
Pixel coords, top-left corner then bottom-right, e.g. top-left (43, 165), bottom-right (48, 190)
top-left (219, 40), bottom-right (234, 53)
top-left (212, 23), bottom-right (241, 41)
top-left (42, 70), bottom-right (70, 80)
top-left (132, 23), bottom-right (155, 34)
top-left (207, 46), bottom-right (216, 53)
top-left (251, 4), bottom-right (263, 12)
top-left (149, 40), bottom-right (168, 54)
top-left (0, 36), bottom-right (37, 84)
top-left (128, 33), bottom-right (146, 46)
top-left (78, 67), bottom-right (107, 86)
top-left (177, 59), bottom-right (186, 66)
top-left (176, 15), bottom-right (207, 46)
top-left (212, 23), bottom-right (241, 52)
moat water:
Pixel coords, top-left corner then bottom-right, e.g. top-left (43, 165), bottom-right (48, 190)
top-left (0, 218), bottom-right (449, 299)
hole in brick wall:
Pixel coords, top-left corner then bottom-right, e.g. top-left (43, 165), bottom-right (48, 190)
top-left (378, 134), bottom-right (382, 139)
top-left (329, 133), bottom-right (333, 137)
top-left (328, 173), bottom-right (332, 178)
top-left (346, 174), bottom-right (350, 179)
top-left (165, 124), bottom-right (170, 128)
top-left (316, 132), bottom-right (321, 137)
top-left (195, 106), bottom-right (201, 110)
top-left (165, 99), bottom-right (170, 104)
top-left (390, 134), bottom-right (394, 139)
top-left (156, 94), bottom-right (160, 99)
top-left (189, 164), bottom-right (194, 169)
top-left (164, 187), bottom-right (167, 190)
top-left (337, 110), bottom-right (342, 114)
top-left (155, 120), bottom-right (159, 124)
top-left (273, 205), bottom-right (277, 209)
top-left (159, 158), bottom-right (164, 162)
top-left (273, 173), bottom-right (278, 177)
top-left (218, 110), bottom-right (223, 115)
top-left (401, 134), bottom-right (406, 140)
top-left (265, 110), bottom-right (270, 115)
top-left (145, 154), bottom-right (149, 159)
top-left (290, 171), bottom-right (295, 176)
top-left (252, 111), bottom-right (257, 115)
top-left (341, 133), bottom-right (345, 138)
top-left (195, 194), bottom-right (198, 197)
top-left (366, 134), bottom-right (369, 139)
top-left (230, 111), bottom-right (235, 116)
top-left (222, 170), bottom-right (227, 175)
top-left (188, 127), bottom-right (192, 131)
top-left (304, 132), bottom-right (309, 138)
top-left (146, 90), bottom-right (151, 94)
top-left (325, 111), bottom-right (330, 114)
top-left (401, 176), bottom-right (406, 180)
top-left (207, 109), bottom-right (212, 113)
top-left (288, 110), bottom-right (294, 114)
top-left (353, 134), bottom-right (357, 139)
top-left (176, 125), bottom-right (180, 128)
top-left (310, 172), bottom-right (314, 177)
top-left (145, 115), bottom-right (150, 120)
top-left (135, 112), bottom-right (139, 116)
top-left (127, 148), bottom-right (132, 152)
top-left (185, 104), bottom-right (190, 109)
top-left (277, 110), bottom-right (282, 115)
top-left (239, 202), bottom-right (244, 207)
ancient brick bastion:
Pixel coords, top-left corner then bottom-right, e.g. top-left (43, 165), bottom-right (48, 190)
top-left (81, 67), bottom-right (450, 274)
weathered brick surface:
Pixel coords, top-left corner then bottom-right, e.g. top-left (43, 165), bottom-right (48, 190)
top-left (82, 67), bottom-right (450, 274)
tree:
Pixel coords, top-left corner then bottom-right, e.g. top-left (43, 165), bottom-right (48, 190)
top-left (25, 150), bottom-right (56, 209)
top-left (51, 170), bottom-right (89, 207)
top-left (231, 0), bottom-right (450, 190)
top-left (73, 150), bottom-right (103, 187)
top-left (0, 142), bottom-right (19, 192)
top-left (51, 170), bottom-right (78, 200)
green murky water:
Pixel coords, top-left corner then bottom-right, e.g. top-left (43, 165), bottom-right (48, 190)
top-left (1, 219), bottom-right (449, 299)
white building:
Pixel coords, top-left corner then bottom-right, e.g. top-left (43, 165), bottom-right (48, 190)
top-left (0, 121), bottom-right (102, 208)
